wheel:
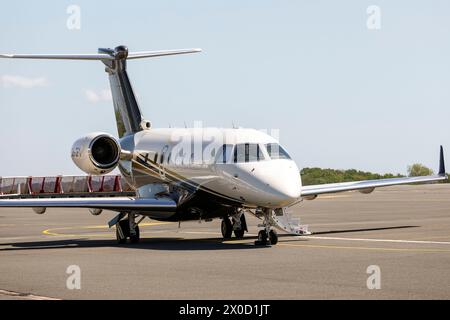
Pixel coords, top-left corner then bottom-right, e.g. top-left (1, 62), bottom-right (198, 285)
top-left (240, 213), bottom-right (248, 232)
top-left (119, 219), bottom-right (130, 236)
top-left (269, 229), bottom-right (278, 245)
top-left (221, 218), bottom-right (233, 239)
top-left (234, 227), bottom-right (245, 239)
top-left (116, 219), bottom-right (130, 244)
top-left (130, 225), bottom-right (140, 244)
top-left (257, 230), bottom-right (268, 244)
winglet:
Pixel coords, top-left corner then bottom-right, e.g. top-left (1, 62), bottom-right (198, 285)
top-left (439, 145), bottom-right (446, 176)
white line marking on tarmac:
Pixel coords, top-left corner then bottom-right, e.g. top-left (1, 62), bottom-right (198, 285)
top-left (303, 235), bottom-right (450, 245)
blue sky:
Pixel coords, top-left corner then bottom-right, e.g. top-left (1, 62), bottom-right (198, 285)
top-left (1, 1), bottom-right (449, 176)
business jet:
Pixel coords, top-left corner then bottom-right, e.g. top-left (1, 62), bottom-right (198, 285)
top-left (0, 45), bottom-right (447, 245)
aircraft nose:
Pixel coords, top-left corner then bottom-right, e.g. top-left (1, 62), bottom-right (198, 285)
top-left (263, 161), bottom-right (301, 207)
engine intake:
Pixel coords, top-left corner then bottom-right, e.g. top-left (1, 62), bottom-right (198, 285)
top-left (71, 132), bottom-right (121, 175)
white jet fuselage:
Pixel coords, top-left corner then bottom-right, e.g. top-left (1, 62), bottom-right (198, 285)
top-left (122, 127), bottom-right (302, 209)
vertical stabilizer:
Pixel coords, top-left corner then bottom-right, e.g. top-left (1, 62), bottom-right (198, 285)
top-left (99, 46), bottom-right (144, 138)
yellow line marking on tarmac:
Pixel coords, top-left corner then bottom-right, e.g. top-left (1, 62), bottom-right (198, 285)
top-left (182, 231), bottom-right (223, 236)
top-left (317, 195), bottom-right (350, 199)
top-left (42, 222), bottom-right (171, 237)
top-left (222, 240), bottom-right (251, 245)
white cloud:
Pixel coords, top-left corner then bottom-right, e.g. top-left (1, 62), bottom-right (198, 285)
top-left (85, 89), bottom-right (112, 103)
top-left (0, 75), bottom-right (48, 88)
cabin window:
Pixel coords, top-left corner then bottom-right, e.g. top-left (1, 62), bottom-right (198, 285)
top-left (233, 143), bottom-right (264, 163)
top-left (265, 143), bottom-right (291, 160)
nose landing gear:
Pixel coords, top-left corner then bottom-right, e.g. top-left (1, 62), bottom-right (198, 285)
top-left (255, 208), bottom-right (278, 246)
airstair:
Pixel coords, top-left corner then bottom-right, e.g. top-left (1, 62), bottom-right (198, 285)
top-left (270, 207), bottom-right (312, 235)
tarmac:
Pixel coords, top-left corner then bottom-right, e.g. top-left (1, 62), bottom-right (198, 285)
top-left (1, 184), bottom-right (450, 299)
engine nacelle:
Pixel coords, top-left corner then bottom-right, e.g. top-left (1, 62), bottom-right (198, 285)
top-left (71, 132), bottom-right (121, 175)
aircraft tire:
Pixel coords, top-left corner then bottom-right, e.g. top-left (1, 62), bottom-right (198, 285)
top-left (221, 218), bottom-right (233, 239)
top-left (130, 225), bottom-right (140, 244)
top-left (234, 227), bottom-right (245, 239)
top-left (269, 229), bottom-right (278, 245)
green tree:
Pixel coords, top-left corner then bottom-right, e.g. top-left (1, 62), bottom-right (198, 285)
top-left (407, 163), bottom-right (434, 177)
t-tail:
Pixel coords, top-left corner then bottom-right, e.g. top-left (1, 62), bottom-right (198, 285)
top-left (0, 45), bottom-right (202, 138)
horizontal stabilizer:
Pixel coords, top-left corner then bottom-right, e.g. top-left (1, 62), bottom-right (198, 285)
top-left (128, 48), bottom-right (202, 60)
top-left (0, 48), bottom-right (202, 61)
top-left (0, 53), bottom-right (114, 60)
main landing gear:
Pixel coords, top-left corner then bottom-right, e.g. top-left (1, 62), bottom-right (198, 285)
top-left (115, 213), bottom-right (144, 244)
top-left (255, 209), bottom-right (278, 246)
top-left (221, 210), bottom-right (248, 239)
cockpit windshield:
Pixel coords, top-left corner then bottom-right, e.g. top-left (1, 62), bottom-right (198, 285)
top-left (265, 143), bottom-right (291, 160)
top-left (233, 143), bottom-right (265, 163)
top-left (215, 143), bottom-right (291, 163)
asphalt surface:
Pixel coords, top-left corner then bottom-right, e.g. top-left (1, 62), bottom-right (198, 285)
top-left (1, 184), bottom-right (450, 299)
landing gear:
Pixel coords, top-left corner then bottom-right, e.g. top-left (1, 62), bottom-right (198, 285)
top-left (256, 229), bottom-right (278, 245)
top-left (255, 208), bottom-right (278, 246)
top-left (234, 227), bottom-right (245, 239)
top-left (115, 213), bottom-right (142, 244)
top-left (257, 230), bottom-right (268, 244)
top-left (233, 212), bottom-right (247, 238)
top-left (269, 229), bottom-right (278, 245)
top-left (221, 217), bottom-right (233, 239)
top-left (222, 209), bottom-right (248, 240)
top-left (130, 225), bottom-right (140, 244)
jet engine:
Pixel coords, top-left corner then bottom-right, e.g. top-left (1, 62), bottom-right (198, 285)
top-left (71, 132), bottom-right (121, 175)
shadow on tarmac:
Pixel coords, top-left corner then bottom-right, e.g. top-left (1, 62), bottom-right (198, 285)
top-left (0, 225), bottom-right (418, 251)
top-left (0, 237), bottom-right (262, 252)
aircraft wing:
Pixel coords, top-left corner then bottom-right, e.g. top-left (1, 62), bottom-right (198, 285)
top-left (301, 146), bottom-right (447, 198)
top-left (0, 197), bottom-right (177, 213)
